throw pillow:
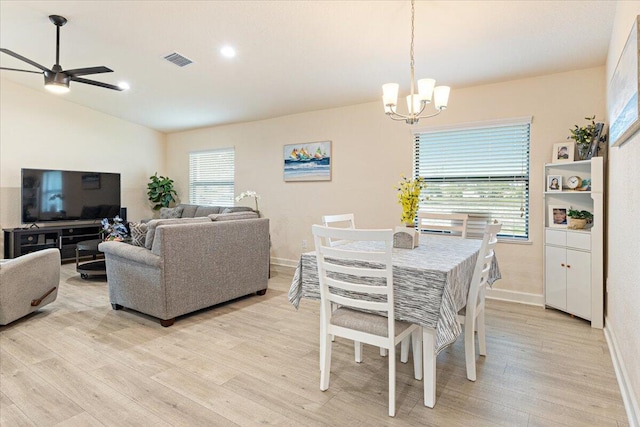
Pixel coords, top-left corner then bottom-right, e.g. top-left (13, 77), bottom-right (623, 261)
top-left (159, 206), bottom-right (184, 219)
top-left (129, 222), bottom-right (148, 247)
top-left (208, 211), bottom-right (259, 221)
top-left (144, 217), bottom-right (210, 250)
top-left (221, 206), bottom-right (254, 214)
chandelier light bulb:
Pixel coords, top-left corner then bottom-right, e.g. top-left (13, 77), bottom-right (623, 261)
top-left (434, 86), bottom-right (451, 110)
top-left (417, 78), bottom-right (435, 103)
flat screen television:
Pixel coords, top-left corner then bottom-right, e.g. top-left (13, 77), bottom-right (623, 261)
top-left (21, 168), bottom-right (121, 224)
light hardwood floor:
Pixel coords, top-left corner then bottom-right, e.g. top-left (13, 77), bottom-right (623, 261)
top-left (0, 264), bottom-right (629, 426)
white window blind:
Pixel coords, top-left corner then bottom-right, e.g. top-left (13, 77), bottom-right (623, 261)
top-left (189, 148), bottom-right (235, 206)
top-left (414, 119), bottom-right (531, 240)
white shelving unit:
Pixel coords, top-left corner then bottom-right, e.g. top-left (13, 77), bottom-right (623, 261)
top-left (543, 157), bottom-right (604, 328)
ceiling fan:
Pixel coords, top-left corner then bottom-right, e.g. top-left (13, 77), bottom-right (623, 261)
top-left (0, 14), bottom-right (124, 93)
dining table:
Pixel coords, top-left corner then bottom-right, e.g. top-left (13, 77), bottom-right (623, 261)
top-left (288, 233), bottom-right (501, 408)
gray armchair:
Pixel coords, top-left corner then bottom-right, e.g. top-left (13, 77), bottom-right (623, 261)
top-left (0, 248), bottom-right (60, 325)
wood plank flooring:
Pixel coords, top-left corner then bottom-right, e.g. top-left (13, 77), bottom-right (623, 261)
top-left (0, 264), bottom-right (629, 426)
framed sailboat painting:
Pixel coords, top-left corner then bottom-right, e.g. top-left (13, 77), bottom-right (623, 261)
top-left (283, 141), bottom-right (332, 182)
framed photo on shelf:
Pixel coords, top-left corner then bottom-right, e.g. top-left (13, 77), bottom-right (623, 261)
top-left (548, 204), bottom-right (569, 228)
top-left (547, 175), bottom-right (562, 192)
top-left (552, 142), bottom-right (574, 163)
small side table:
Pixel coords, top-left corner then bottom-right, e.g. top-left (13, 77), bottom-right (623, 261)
top-left (76, 239), bottom-right (106, 279)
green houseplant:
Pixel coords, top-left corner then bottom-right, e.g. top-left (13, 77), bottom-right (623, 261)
top-left (567, 209), bottom-right (593, 230)
top-left (568, 116), bottom-right (597, 160)
top-left (147, 173), bottom-right (177, 211)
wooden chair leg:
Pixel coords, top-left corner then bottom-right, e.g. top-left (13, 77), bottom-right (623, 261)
top-left (464, 319), bottom-right (477, 381)
top-left (477, 308), bottom-right (487, 356)
top-left (412, 328), bottom-right (423, 380)
top-left (354, 341), bottom-right (363, 363)
top-left (320, 331), bottom-right (332, 391)
top-left (388, 345), bottom-right (396, 417)
top-left (400, 336), bottom-right (410, 363)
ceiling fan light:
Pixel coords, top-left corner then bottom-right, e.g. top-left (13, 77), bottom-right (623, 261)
top-left (117, 82), bottom-right (130, 91)
top-left (45, 81), bottom-right (70, 94)
top-left (44, 71), bottom-right (70, 94)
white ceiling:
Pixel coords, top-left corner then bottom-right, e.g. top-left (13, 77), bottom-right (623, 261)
top-left (0, 1), bottom-right (616, 134)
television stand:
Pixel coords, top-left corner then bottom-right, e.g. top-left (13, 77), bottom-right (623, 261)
top-left (3, 223), bottom-right (101, 262)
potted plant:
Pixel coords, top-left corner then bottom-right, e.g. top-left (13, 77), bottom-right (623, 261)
top-left (568, 116), bottom-right (597, 160)
top-left (147, 173), bottom-right (177, 211)
top-left (567, 209), bottom-right (593, 230)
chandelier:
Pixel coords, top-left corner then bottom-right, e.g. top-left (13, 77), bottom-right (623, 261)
top-left (382, 0), bottom-right (450, 125)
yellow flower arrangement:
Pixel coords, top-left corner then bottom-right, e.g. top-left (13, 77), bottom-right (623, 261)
top-left (396, 175), bottom-right (427, 225)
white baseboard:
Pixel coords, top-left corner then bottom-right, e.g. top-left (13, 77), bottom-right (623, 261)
top-left (271, 257), bottom-right (298, 268)
top-left (485, 288), bottom-right (545, 306)
top-left (604, 320), bottom-right (640, 427)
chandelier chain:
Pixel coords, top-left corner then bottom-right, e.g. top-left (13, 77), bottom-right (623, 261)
top-left (409, 0), bottom-right (416, 103)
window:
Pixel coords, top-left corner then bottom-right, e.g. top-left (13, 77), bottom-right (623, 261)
top-left (189, 148), bottom-right (235, 206)
top-left (413, 117), bottom-right (531, 240)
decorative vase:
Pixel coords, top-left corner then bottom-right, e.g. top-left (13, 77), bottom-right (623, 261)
top-left (577, 144), bottom-right (590, 161)
top-left (568, 218), bottom-right (587, 229)
top-left (394, 226), bottom-right (419, 249)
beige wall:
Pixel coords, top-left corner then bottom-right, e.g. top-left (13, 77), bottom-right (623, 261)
top-left (0, 79), bottom-right (166, 244)
top-left (605, 1), bottom-right (640, 421)
top-left (166, 66), bottom-right (606, 299)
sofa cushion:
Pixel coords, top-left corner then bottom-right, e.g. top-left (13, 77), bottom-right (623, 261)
top-left (221, 206), bottom-right (255, 214)
top-left (145, 217), bottom-right (209, 249)
top-left (194, 206), bottom-right (223, 217)
top-left (177, 204), bottom-right (199, 218)
top-left (208, 211), bottom-right (259, 221)
top-left (129, 222), bottom-right (148, 247)
top-left (160, 206), bottom-right (184, 219)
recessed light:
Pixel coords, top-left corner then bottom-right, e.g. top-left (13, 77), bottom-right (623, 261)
top-left (220, 46), bottom-right (236, 58)
top-left (118, 82), bottom-right (130, 91)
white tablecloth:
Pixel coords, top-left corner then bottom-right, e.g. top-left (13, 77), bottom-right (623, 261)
top-left (288, 235), bottom-right (500, 353)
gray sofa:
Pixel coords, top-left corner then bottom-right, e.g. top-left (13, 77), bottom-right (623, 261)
top-left (99, 213), bottom-right (270, 327)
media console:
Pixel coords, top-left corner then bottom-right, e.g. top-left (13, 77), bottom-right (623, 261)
top-left (3, 223), bottom-right (102, 262)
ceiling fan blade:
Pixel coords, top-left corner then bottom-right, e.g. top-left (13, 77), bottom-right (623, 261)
top-left (70, 76), bottom-right (123, 91)
top-left (0, 66), bottom-right (43, 74)
top-left (64, 66), bottom-right (113, 77)
top-left (0, 48), bottom-right (49, 72)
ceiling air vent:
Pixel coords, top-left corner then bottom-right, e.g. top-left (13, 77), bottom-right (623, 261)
top-left (163, 52), bottom-right (193, 67)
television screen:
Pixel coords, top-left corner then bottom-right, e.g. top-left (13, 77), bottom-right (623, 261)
top-left (21, 168), bottom-right (121, 223)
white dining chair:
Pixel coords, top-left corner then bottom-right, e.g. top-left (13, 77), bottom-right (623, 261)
top-left (417, 212), bottom-right (470, 238)
top-left (312, 225), bottom-right (422, 417)
top-left (458, 221), bottom-right (501, 381)
top-left (399, 212), bottom-right (472, 363)
top-left (321, 213), bottom-right (355, 246)
top-left (322, 213), bottom-right (393, 361)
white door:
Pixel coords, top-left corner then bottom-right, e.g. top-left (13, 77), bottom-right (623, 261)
top-left (566, 249), bottom-right (591, 320)
top-left (545, 245), bottom-right (567, 311)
